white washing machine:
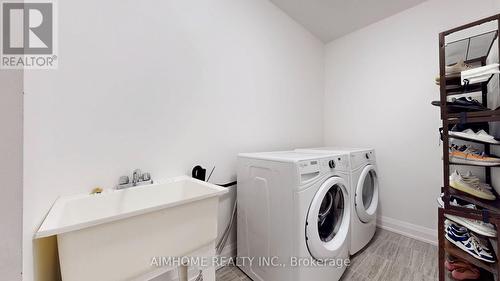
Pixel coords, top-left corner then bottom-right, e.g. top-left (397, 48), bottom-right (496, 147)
top-left (296, 147), bottom-right (379, 255)
top-left (237, 151), bottom-right (351, 281)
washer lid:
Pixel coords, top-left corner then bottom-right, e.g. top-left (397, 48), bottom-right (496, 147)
top-left (355, 165), bottom-right (379, 223)
top-left (306, 177), bottom-right (350, 260)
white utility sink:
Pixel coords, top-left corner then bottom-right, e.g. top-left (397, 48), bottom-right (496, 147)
top-left (36, 176), bottom-right (228, 281)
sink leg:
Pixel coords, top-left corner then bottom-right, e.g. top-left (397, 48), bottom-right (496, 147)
top-left (177, 243), bottom-right (216, 281)
top-left (203, 267), bottom-right (215, 281)
top-left (178, 262), bottom-right (188, 281)
top-left (202, 242), bottom-right (216, 281)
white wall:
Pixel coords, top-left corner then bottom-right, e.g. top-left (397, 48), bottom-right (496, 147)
top-left (324, 0), bottom-right (500, 241)
top-left (0, 70), bottom-right (23, 280)
top-left (23, 0), bottom-right (324, 280)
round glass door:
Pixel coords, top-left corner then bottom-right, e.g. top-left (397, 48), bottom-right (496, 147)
top-left (306, 177), bottom-right (350, 260)
top-left (318, 185), bottom-right (344, 242)
top-left (355, 165), bottom-right (379, 223)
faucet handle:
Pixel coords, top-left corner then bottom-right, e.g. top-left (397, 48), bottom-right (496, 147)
top-left (142, 172), bottom-right (151, 182)
top-left (132, 169), bottom-right (142, 182)
top-left (119, 176), bottom-right (130, 185)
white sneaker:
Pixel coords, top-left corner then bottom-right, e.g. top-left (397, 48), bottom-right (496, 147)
top-left (445, 214), bottom-right (497, 237)
top-left (461, 63), bottom-right (500, 85)
top-left (450, 129), bottom-right (500, 144)
top-left (447, 59), bottom-right (473, 75)
top-left (462, 171), bottom-right (493, 190)
top-left (437, 193), bottom-right (478, 209)
top-left (450, 171), bottom-right (496, 200)
top-left (476, 130), bottom-right (500, 144)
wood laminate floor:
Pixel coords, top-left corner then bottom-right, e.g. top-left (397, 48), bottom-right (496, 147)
top-left (216, 228), bottom-right (438, 281)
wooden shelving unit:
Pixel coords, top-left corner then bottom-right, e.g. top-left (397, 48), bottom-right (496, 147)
top-left (438, 14), bottom-right (500, 281)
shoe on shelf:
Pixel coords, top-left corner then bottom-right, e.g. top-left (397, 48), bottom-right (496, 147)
top-left (445, 222), bottom-right (496, 263)
top-left (449, 123), bottom-right (490, 134)
top-left (449, 127), bottom-right (500, 145)
top-left (437, 193), bottom-right (478, 209)
top-left (445, 220), bottom-right (469, 235)
top-left (448, 60), bottom-right (473, 75)
top-left (461, 171), bottom-right (493, 190)
top-left (446, 214), bottom-right (497, 238)
top-left (449, 170), bottom-right (496, 200)
top-left (449, 145), bottom-right (500, 167)
top-left (445, 257), bottom-right (481, 280)
top-left (440, 196), bottom-right (497, 238)
top-left (450, 97), bottom-right (489, 112)
top-left (461, 63), bottom-right (500, 85)
top-left (445, 258), bottom-right (473, 271)
top-left (431, 97), bottom-right (489, 113)
top-left (435, 60), bottom-right (473, 85)
top-left (451, 267), bottom-right (481, 280)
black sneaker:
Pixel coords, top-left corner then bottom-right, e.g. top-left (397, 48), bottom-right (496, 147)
top-left (431, 97), bottom-right (489, 113)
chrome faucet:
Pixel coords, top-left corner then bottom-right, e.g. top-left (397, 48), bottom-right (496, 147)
top-left (132, 169), bottom-right (142, 186)
top-left (117, 169), bottom-right (153, 189)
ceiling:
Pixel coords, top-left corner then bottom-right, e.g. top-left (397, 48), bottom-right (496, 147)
top-left (269, 0), bottom-right (428, 42)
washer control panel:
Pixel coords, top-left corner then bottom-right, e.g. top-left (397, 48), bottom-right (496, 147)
top-left (298, 160), bottom-right (320, 174)
top-left (298, 155), bottom-right (349, 180)
top-left (351, 150), bottom-right (375, 169)
top-left (323, 156), bottom-right (348, 171)
top-left (298, 160), bottom-right (321, 183)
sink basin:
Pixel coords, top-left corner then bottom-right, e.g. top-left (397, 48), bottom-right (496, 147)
top-left (36, 176), bottom-right (228, 281)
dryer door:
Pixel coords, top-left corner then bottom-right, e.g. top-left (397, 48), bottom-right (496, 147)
top-left (355, 165), bottom-right (379, 223)
top-left (306, 177), bottom-right (350, 260)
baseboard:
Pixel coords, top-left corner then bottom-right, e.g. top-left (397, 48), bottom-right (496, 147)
top-left (377, 216), bottom-right (437, 245)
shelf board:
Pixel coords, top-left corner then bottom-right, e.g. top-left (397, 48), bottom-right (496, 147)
top-left (449, 161), bottom-right (500, 167)
top-left (443, 207), bottom-right (488, 223)
top-left (448, 108), bottom-right (500, 119)
top-left (444, 239), bottom-right (497, 274)
top-left (446, 109), bottom-right (500, 124)
top-left (447, 187), bottom-right (500, 214)
top-left (444, 271), bottom-right (495, 281)
top-left (448, 115), bottom-right (500, 124)
top-left (446, 84), bottom-right (485, 96)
